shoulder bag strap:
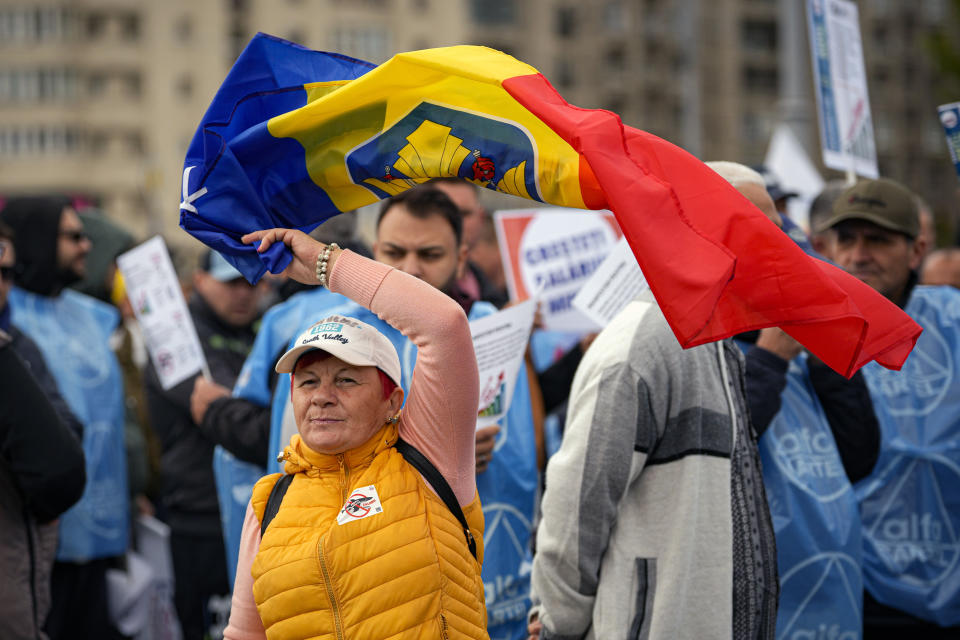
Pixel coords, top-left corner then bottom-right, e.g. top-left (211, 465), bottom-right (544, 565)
top-left (395, 438), bottom-right (478, 560)
top-left (260, 473), bottom-right (294, 538)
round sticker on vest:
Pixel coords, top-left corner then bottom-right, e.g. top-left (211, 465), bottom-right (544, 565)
top-left (862, 454), bottom-right (960, 587)
top-left (778, 552), bottom-right (861, 640)
top-left (866, 320), bottom-right (952, 417)
top-left (336, 485), bottom-right (383, 525)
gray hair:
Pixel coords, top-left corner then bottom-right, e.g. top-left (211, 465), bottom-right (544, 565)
top-left (705, 161), bottom-right (766, 188)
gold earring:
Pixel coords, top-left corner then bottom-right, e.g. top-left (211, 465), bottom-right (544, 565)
top-left (386, 415), bottom-right (398, 425)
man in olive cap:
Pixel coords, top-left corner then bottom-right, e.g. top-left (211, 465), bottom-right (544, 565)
top-left (820, 178), bottom-right (960, 632)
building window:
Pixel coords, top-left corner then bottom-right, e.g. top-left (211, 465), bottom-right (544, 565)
top-left (174, 15), bottom-right (193, 43)
top-left (88, 72), bottom-right (106, 97)
top-left (124, 72), bottom-right (142, 98)
top-left (85, 12), bottom-right (106, 40)
top-left (330, 27), bottom-right (390, 63)
top-left (605, 44), bottom-right (626, 70)
top-left (470, 0), bottom-right (516, 25)
top-left (604, 1), bottom-right (626, 32)
top-left (743, 66), bottom-right (778, 93)
top-left (555, 59), bottom-right (574, 89)
top-left (176, 74), bottom-right (194, 98)
top-left (287, 29), bottom-right (306, 45)
top-left (556, 7), bottom-right (576, 38)
top-left (742, 19), bottom-right (776, 52)
top-left (120, 13), bottom-right (140, 41)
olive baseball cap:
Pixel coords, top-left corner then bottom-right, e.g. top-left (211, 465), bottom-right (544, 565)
top-left (817, 178), bottom-right (919, 238)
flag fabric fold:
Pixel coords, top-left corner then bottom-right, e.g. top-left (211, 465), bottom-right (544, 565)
top-left (180, 33), bottom-right (920, 376)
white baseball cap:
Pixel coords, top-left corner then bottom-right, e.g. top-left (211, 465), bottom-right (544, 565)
top-left (275, 315), bottom-right (402, 387)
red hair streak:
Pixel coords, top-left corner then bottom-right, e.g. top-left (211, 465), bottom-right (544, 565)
top-left (290, 350), bottom-right (397, 400)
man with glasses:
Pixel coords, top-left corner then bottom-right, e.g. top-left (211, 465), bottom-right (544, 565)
top-left (0, 197), bottom-right (130, 640)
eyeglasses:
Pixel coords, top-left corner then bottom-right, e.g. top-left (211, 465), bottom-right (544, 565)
top-left (0, 265), bottom-right (14, 282)
top-left (59, 230), bottom-right (89, 243)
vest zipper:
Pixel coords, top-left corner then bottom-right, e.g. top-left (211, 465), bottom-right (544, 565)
top-left (337, 453), bottom-right (349, 503)
top-left (318, 537), bottom-right (345, 640)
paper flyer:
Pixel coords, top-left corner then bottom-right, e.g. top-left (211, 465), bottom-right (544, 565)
top-left (470, 299), bottom-right (538, 428)
top-left (571, 236), bottom-right (649, 328)
top-left (117, 236), bottom-right (208, 390)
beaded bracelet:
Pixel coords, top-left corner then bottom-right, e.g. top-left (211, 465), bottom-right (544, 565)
top-left (315, 242), bottom-right (339, 287)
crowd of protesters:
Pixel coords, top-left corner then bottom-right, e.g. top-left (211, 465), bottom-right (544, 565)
top-left (1, 167), bottom-right (959, 640)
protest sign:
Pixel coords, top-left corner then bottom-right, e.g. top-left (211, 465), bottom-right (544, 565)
top-left (807, 0), bottom-right (878, 179)
top-left (572, 237), bottom-right (649, 328)
top-left (494, 208), bottom-right (621, 332)
top-left (939, 102), bottom-right (960, 180)
top-left (470, 298), bottom-right (537, 428)
top-left (117, 236), bottom-right (208, 390)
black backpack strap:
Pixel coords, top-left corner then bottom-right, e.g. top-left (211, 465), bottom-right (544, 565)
top-left (260, 473), bottom-right (294, 538)
top-left (395, 438), bottom-right (478, 561)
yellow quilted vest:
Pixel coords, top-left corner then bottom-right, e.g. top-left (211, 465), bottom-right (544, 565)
top-left (250, 423), bottom-right (487, 640)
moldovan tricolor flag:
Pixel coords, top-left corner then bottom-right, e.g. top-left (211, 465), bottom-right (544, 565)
top-left (180, 33), bottom-right (920, 376)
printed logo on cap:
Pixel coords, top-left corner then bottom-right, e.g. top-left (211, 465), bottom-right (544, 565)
top-left (778, 552), bottom-right (861, 640)
top-left (311, 321), bottom-right (344, 335)
top-left (863, 454), bottom-right (960, 587)
top-left (866, 320), bottom-right (952, 417)
top-left (482, 502), bottom-right (533, 627)
top-left (336, 485), bottom-right (383, 525)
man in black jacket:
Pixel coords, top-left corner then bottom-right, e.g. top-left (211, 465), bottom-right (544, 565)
top-left (0, 333), bottom-right (86, 640)
top-left (144, 249), bottom-right (265, 640)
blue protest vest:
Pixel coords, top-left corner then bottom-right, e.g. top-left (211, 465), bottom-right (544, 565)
top-left (9, 287), bottom-right (129, 561)
top-left (759, 355), bottom-right (863, 640)
top-left (471, 301), bottom-right (538, 640)
top-left (858, 285), bottom-right (960, 626)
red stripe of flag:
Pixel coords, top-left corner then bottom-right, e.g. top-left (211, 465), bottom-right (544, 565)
top-left (503, 72), bottom-right (920, 376)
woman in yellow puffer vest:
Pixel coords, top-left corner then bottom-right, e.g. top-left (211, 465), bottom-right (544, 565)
top-left (224, 228), bottom-right (487, 640)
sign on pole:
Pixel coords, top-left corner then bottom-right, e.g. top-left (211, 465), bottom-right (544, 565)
top-left (494, 208), bottom-right (621, 332)
top-left (117, 236), bottom-right (209, 390)
top-left (807, 0), bottom-right (878, 179)
top-left (938, 102), bottom-right (960, 180)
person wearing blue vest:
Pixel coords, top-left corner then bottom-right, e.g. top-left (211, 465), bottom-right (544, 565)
top-left (195, 186), bottom-right (539, 640)
top-left (715, 162), bottom-right (880, 640)
top-left (819, 177), bottom-right (960, 634)
top-left (0, 196), bottom-right (129, 640)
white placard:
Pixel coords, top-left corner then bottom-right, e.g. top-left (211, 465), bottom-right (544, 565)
top-left (807, 0), bottom-right (878, 179)
top-left (571, 237), bottom-right (648, 328)
top-left (494, 208), bottom-right (620, 332)
top-left (470, 299), bottom-right (537, 428)
top-left (117, 236), bottom-right (208, 390)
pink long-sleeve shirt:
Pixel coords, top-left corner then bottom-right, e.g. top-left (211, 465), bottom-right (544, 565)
top-left (223, 249), bottom-right (480, 640)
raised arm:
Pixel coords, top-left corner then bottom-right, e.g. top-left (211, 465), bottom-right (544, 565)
top-left (243, 229), bottom-right (479, 505)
